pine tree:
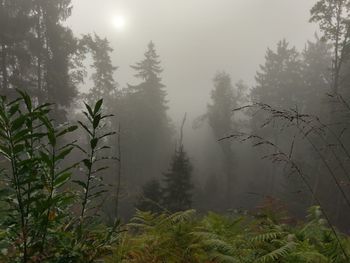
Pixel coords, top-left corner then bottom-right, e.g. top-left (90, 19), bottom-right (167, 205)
top-left (251, 39), bottom-right (303, 110)
top-left (162, 145), bottom-right (193, 212)
top-left (124, 41), bottom-right (172, 185)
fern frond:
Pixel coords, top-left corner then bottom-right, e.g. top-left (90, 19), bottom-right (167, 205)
top-left (251, 231), bottom-right (285, 243)
top-left (256, 241), bottom-right (296, 262)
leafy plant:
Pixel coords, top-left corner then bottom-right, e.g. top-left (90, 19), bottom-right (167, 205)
top-left (0, 91), bottom-right (120, 262)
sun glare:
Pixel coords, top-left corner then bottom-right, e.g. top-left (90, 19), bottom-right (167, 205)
top-left (112, 15), bottom-right (126, 31)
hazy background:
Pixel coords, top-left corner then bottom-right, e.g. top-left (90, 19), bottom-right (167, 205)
top-left (68, 0), bottom-right (317, 122)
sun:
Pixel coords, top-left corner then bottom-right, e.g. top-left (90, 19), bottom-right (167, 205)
top-left (112, 15), bottom-right (126, 31)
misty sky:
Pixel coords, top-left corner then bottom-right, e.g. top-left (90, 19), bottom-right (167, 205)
top-left (68, 0), bottom-right (318, 123)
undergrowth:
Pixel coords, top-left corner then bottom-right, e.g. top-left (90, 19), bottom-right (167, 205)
top-left (106, 206), bottom-right (350, 263)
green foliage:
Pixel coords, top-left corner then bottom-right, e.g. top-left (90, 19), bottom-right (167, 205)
top-left (0, 91), bottom-right (120, 262)
top-left (107, 207), bottom-right (350, 263)
top-left (0, 0), bottom-right (80, 120)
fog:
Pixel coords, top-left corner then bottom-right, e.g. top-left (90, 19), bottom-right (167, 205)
top-left (2, 0), bottom-right (350, 249)
top-left (66, 3), bottom-right (322, 209)
top-left (68, 0), bottom-right (317, 121)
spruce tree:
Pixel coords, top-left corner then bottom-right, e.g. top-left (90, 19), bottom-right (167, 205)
top-left (124, 41), bottom-right (172, 185)
top-left (162, 145), bottom-right (193, 212)
top-left (251, 39), bottom-right (303, 110)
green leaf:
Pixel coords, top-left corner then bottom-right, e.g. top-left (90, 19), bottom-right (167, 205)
top-left (13, 144), bottom-right (25, 154)
top-left (39, 151), bottom-right (51, 166)
top-left (54, 172), bottom-right (71, 188)
top-left (94, 99), bottom-right (103, 115)
top-left (11, 115), bottom-right (26, 131)
top-left (98, 132), bottom-right (116, 140)
top-left (57, 125), bottom-right (78, 137)
top-left (13, 129), bottom-right (30, 143)
top-left (78, 121), bottom-right (92, 136)
top-left (93, 114), bottom-right (101, 129)
top-left (17, 89), bottom-right (32, 110)
top-left (47, 130), bottom-right (57, 147)
top-left (84, 103), bottom-right (94, 117)
top-left (56, 147), bottom-right (74, 161)
top-left (56, 162), bottom-right (79, 177)
top-left (73, 180), bottom-right (87, 189)
top-left (9, 104), bottom-right (19, 116)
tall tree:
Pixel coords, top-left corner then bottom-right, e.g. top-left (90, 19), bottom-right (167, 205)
top-left (0, 1), bottom-right (80, 121)
top-left (207, 72), bottom-right (235, 206)
top-left (82, 33), bottom-right (118, 109)
top-left (0, 0), bottom-right (33, 96)
top-left (302, 35), bottom-right (332, 115)
top-left (249, 41), bottom-right (304, 196)
top-left (310, 0), bottom-right (350, 95)
top-left (251, 39), bottom-right (303, 110)
top-left (124, 41), bottom-right (172, 185)
top-left (31, 0), bottom-right (79, 120)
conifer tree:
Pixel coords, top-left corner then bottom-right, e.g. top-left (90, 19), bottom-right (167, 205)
top-left (0, 1), bottom-right (80, 121)
top-left (207, 72), bottom-right (235, 206)
top-left (302, 35), bottom-right (332, 115)
top-left (162, 114), bottom-right (193, 212)
top-left (31, 0), bottom-right (79, 116)
top-left (162, 145), bottom-right (193, 212)
top-left (124, 41), bottom-right (172, 185)
top-left (251, 39), bottom-right (303, 110)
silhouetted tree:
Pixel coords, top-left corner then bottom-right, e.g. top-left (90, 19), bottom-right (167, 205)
top-left (0, 1), bottom-right (33, 96)
top-left (0, 0), bottom-right (80, 121)
top-left (162, 145), bottom-right (193, 212)
top-left (124, 41), bottom-right (172, 184)
top-left (31, 0), bottom-right (79, 120)
top-left (310, 0), bottom-right (350, 95)
top-left (82, 33), bottom-right (118, 109)
top-left (251, 39), bottom-right (303, 110)
top-left (207, 72), bottom-right (235, 206)
top-left (301, 35), bottom-right (332, 115)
